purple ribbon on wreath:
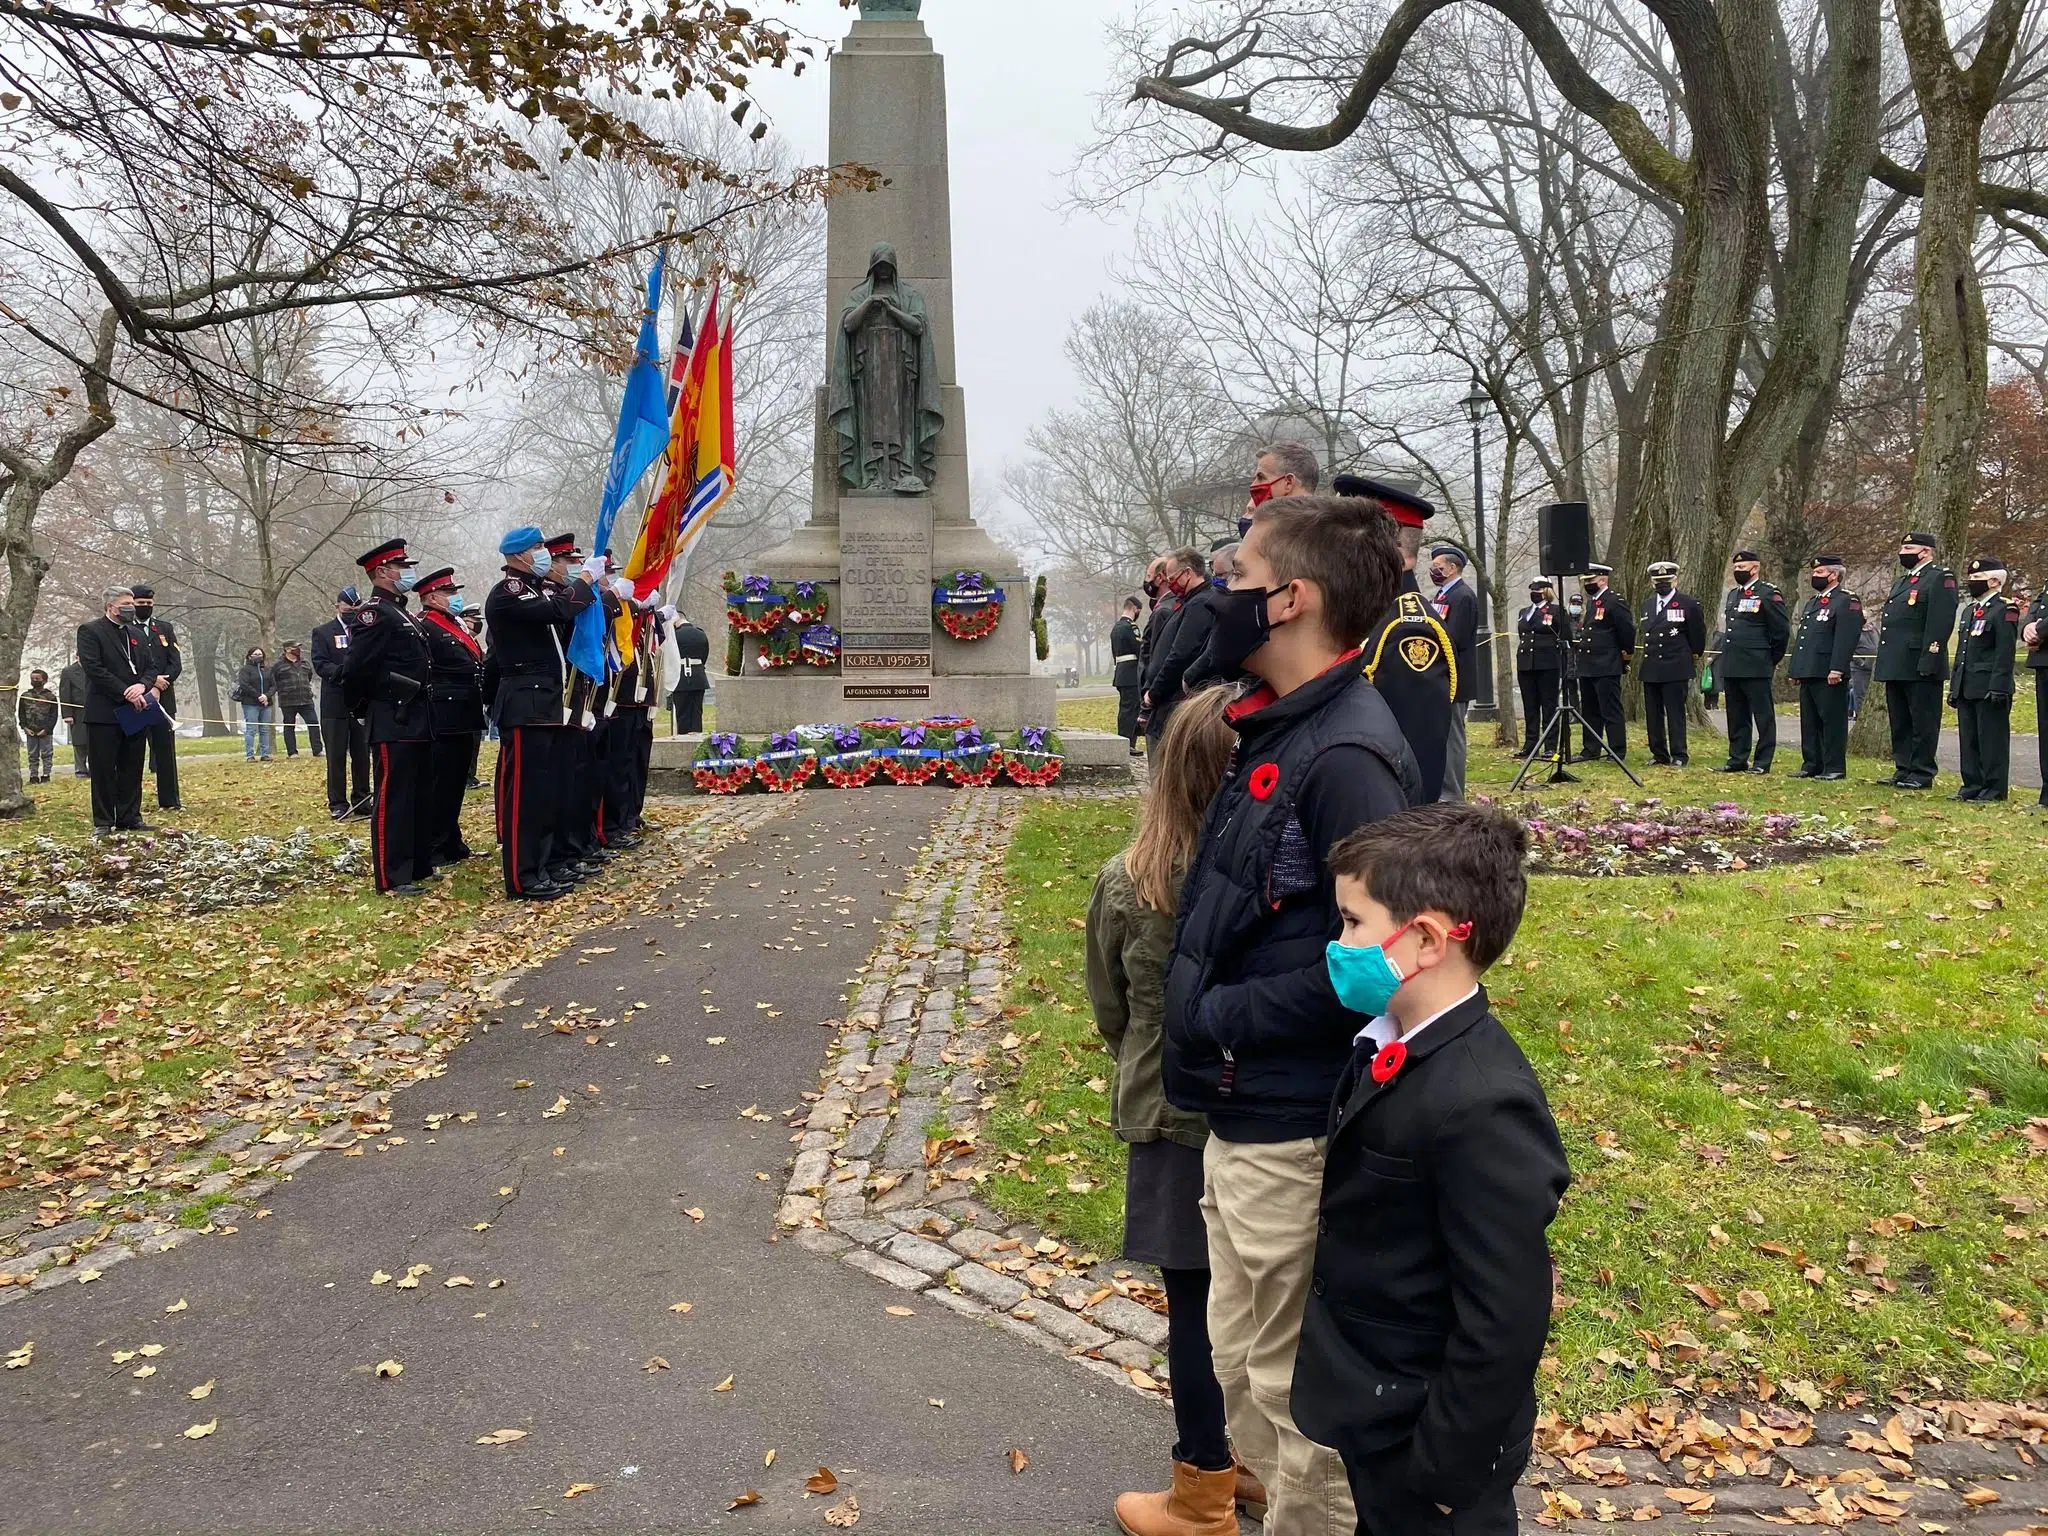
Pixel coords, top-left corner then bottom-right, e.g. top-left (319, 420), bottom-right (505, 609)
top-left (707, 732), bottom-right (742, 757)
top-left (793, 580), bottom-right (822, 605)
top-left (954, 727), bottom-right (985, 752)
top-left (737, 574), bottom-right (774, 601)
top-left (768, 730), bottom-right (800, 755)
top-left (901, 725), bottom-right (927, 749)
top-left (1019, 724), bottom-right (1049, 752)
top-left (831, 725), bottom-right (863, 752)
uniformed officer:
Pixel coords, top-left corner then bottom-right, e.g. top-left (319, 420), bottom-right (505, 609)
top-left (600, 559), bottom-right (663, 850)
top-left (1516, 579), bottom-right (1570, 757)
top-left (1335, 473), bottom-right (1454, 802)
top-left (127, 583), bottom-right (182, 811)
top-left (1110, 596), bottom-right (1143, 753)
top-left (544, 532), bottom-right (610, 883)
top-left (2023, 583), bottom-right (2048, 808)
top-left (414, 567), bottom-right (485, 866)
top-left (1638, 561), bottom-right (1708, 767)
top-left (1950, 555), bottom-right (2019, 801)
top-left (1787, 555), bottom-right (1862, 780)
top-left (338, 538), bottom-right (437, 895)
top-left (1874, 530), bottom-right (1960, 790)
top-left (484, 525), bottom-right (599, 900)
top-left (1712, 550), bottom-right (1790, 774)
top-left (670, 613), bottom-right (711, 734)
top-left (1572, 564), bottom-right (1634, 760)
top-left (1428, 544), bottom-right (1480, 799)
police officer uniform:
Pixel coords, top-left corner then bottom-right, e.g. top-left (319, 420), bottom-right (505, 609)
top-left (1515, 579), bottom-right (1571, 756)
top-left (415, 567), bottom-right (486, 865)
top-left (2023, 586), bottom-right (2048, 808)
top-left (555, 538), bottom-right (615, 874)
top-left (1950, 556), bottom-right (2019, 801)
top-left (1110, 607), bottom-right (1142, 750)
top-left (1638, 561), bottom-right (1708, 766)
top-left (1875, 531), bottom-right (1960, 789)
top-left (1713, 551), bottom-right (1790, 774)
top-left (128, 583), bottom-right (183, 810)
top-left (1429, 545), bottom-right (1480, 801)
top-left (312, 589), bottom-right (371, 818)
top-left (669, 617), bottom-right (710, 735)
top-left (1572, 565), bottom-right (1634, 760)
top-left (601, 566), bottom-right (663, 849)
top-left (338, 539), bottom-right (437, 894)
top-left (1787, 556), bottom-right (1862, 779)
top-left (485, 525), bottom-right (597, 900)
top-left (1336, 474), bottom-right (1455, 801)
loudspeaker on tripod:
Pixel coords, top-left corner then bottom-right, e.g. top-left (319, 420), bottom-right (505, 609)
top-left (1538, 501), bottom-right (1595, 575)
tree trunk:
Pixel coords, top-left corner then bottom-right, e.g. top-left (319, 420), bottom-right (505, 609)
top-left (192, 624), bottom-right (230, 735)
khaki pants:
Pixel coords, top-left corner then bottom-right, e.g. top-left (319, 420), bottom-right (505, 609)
top-left (1202, 1136), bottom-right (1356, 1536)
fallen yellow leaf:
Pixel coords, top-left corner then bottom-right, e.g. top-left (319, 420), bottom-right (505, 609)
top-left (475, 1429), bottom-right (527, 1445)
top-left (1008, 1448), bottom-right (1030, 1474)
top-left (713, 1374), bottom-right (735, 1392)
top-left (188, 1380), bottom-right (214, 1400)
top-left (884, 1306), bottom-right (914, 1317)
top-left (668, 1301), bottom-right (694, 1314)
top-left (727, 1490), bottom-right (760, 1509)
top-left (642, 1356), bottom-right (669, 1372)
top-left (164, 1299), bottom-right (188, 1314)
top-left (375, 1359), bottom-right (403, 1379)
top-left (563, 1483), bottom-right (597, 1499)
top-left (184, 1419), bottom-right (217, 1440)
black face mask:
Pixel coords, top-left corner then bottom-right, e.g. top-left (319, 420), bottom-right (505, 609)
top-left (1528, 590), bottom-right (1548, 604)
top-left (1653, 579), bottom-right (1674, 595)
top-left (1898, 552), bottom-right (1919, 571)
top-left (1968, 578), bottom-right (1992, 598)
top-left (1206, 583), bottom-right (1289, 672)
top-left (1733, 568), bottom-right (1756, 585)
top-left (133, 603), bottom-right (153, 619)
top-left (1142, 580), bottom-right (1158, 599)
top-left (1811, 574), bottom-right (1832, 592)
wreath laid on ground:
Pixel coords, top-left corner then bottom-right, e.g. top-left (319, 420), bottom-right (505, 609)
top-left (933, 570), bottom-right (1005, 641)
top-left (692, 732), bottom-right (754, 795)
top-left (798, 623), bottom-right (841, 668)
top-left (919, 714), bottom-right (974, 731)
top-left (782, 580), bottom-right (830, 627)
top-left (857, 716), bottom-right (908, 733)
top-left (818, 724), bottom-right (882, 788)
top-left (881, 722), bottom-right (947, 786)
top-left (756, 624), bottom-right (801, 671)
top-left (1003, 724), bottom-right (1064, 787)
top-left (753, 730), bottom-right (817, 793)
top-left (724, 573), bottom-right (788, 635)
top-left (943, 725), bottom-right (1003, 787)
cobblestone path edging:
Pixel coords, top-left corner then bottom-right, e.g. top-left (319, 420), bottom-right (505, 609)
top-left (775, 786), bottom-right (1178, 1399)
top-left (0, 795), bottom-right (795, 1305)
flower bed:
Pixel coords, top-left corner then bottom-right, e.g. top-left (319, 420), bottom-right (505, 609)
top-left (1515, 797), bottom-right (1865, 876)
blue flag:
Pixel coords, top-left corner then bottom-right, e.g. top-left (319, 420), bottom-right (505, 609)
top-left (571, 249), bottom-right (669, 681)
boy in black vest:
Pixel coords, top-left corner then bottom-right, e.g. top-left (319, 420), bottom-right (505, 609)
top-left (1293, 802), bottom-right (1569, 1535)
top-left (1162, 493), bottom-right (1423, 1536)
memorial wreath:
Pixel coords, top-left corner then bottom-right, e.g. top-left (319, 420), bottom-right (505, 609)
top-left (932, 570), bottom-right (1005, 641)
top-left (818, 723), bottom-right (883, 788)
top-left (753, 730), bottom-right (817, 793)
top-left (1003, 724), bottom-right (1064, 787)
top-left (692, 732), bottom-right (754, 795)
top-left (881, 722), bottom-right (947, 786)
top-left (798, 622), bottom-right (841, 667)
top-left (724, 573), bottom-right (788, 634)
top-left (942, 725), bottom-right (1003, 787)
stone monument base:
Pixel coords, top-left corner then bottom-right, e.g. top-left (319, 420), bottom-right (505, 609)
top-left (710, 671), bottom-right (1055, 737)
top-left (647, 727), bottom-right (1133, 796)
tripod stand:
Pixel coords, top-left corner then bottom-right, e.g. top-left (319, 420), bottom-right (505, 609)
top-left (1510, 589), bottom-right (1644, 792)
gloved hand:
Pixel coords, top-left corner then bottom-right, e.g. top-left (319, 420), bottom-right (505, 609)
top-left (1948, 692), bottom-right (1962, 709)
top-left (658, 604), bottom-right (678, 624)
top-left (577, 554), bottom-right (605, 583)
top-left (612, 576), bottom-right (635, 601)
top-left (1988, 692), bottom-right (2010, 705)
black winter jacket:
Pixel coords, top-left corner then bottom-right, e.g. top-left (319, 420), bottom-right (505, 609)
top-left (1162, 659), bottom-right (1421, 1141)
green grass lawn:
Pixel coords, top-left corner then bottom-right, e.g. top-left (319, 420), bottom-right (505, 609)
top-left (984, 745), bottom-right (2048, 1416)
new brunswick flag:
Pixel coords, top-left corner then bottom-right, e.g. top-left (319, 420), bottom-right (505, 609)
top-left (624, 282), bottom-right (736, 599)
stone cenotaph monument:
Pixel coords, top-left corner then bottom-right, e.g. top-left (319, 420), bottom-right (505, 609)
top-left (713, 0), bottom-right (1056, 734)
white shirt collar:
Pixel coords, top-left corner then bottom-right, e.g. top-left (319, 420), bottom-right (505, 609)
top-left (1353, 984), bottom-right (1482, 1050)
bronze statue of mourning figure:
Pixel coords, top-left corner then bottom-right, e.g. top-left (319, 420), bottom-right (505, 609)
top-left (830, 241), bottom-right (945, 496)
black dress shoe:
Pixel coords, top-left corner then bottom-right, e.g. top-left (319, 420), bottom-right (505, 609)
top-left (513, 883), bottom-right (566, 902)
top-left (609, 833), bottom-right (641, 850)
top-left (1649, 757), bottom-right (1671, 767)
top-left (1871, 774), bottom-right (1899, 787)
top-left (1747, 765), bottom-right (1770, 775)
top-left (1980, 791), bottom-right (2008, 801)
top-left (1673, 755), bottom-right (1689, 767)
top-left (1818, 771), bottom-right (1845, 781)
top-left (1710, 763), bottom-right (1746, 773)
top-left (385, 883), bottom-right (427, 898)
top-left (1950, 789), bottom-right (1979, 801)
top-left (1894, 780), bottom-right (1931, 791)
top-left (1790, 769), bottom-right (1818, 779)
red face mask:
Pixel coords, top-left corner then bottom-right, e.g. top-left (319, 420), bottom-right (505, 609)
top-left (1248, 478), bottom-right (1282, 508)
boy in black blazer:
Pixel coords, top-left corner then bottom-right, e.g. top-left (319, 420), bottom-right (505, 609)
top-left (1292, 803), bottom-right (1569, 1535)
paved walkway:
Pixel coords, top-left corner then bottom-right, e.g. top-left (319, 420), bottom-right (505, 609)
top-left (0, 789), bottom-right (1168, 1535)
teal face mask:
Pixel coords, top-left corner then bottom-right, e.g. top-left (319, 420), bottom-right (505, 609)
top-left (1326, 921), bottom-right (1415, 1017)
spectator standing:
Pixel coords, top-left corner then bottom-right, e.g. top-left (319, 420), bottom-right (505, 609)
top-left (1294, 804), bottom-right (1569, 1536)
top-left (1148, 548), bottom-right (1227, 742)
top-left (670, 613), bottom-right (711, 735)
top-left (127, 584), bottom-right (183, 811)
top-left (1092, 686), bottom-right (1252, 1535)
top-left (1110, 595), bottom-right (1143, 754)
top-left (76, 586), bottom-right (158, 835)
top-left (232, 646), bottom-right (275, 762)
top-left (1163, 494), bottom-right (1422, 1536)
top-left (1427, 545), bottom-right (1479, 799)
top-left (57, 656), bottom-right (89, 776)
top-left (271, 644), bottom-right (322, 757)
top-left (312, 590), bottom-right (371, 818)
top-left (17, 668), bottom-right (58, 783)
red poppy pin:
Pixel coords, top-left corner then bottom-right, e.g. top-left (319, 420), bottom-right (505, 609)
top-left (1248, 762), bottom-right (1280, 801)
top-left (1370, 1039), bottom-right (1408, 1084)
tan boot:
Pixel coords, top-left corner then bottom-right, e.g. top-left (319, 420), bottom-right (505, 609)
top-left (1233, 1458), bottom-right (1269, 1522)
top-left (1114, 1461), bottom-right (1240, 1536)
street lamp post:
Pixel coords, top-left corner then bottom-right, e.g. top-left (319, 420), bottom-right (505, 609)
top-left (1462, 374), bottom-right (1497, 720)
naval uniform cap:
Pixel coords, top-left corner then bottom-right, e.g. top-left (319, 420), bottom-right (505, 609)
top-left (1646, 560), bottom-right (1679, 578)
top-left (498, 523), bottom-right (546, 558)
top-left (1584, 563), bottom-right (1613, 578)
top-left (1331, 474), bottom-right (1435, 528)
top-left (413, 566), bottom-right (461, 595)
top-left (357, 538), bottom-right (416, 571)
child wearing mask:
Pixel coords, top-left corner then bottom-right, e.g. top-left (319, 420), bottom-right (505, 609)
top-left (1293, 801), bottom-right (1569, 1535)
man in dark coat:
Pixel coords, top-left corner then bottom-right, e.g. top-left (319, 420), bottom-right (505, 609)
top-left (1515, 578), bottom-right (1570, 757)
top-left (415, 566), bottom-right (486, 864)
top-left (2023, 584), bottom-right (2048, 808)
top-left (549, 532), bottom-right (608, 880)
top-left (1712, 549), bottom-right (1790, 774)
top-left (338, 538), bottom-right (437, 895)
top-left (1427, 545), bottom-right (1480, 799)
top-left (1874, 530), bottom-right (1959, 790)
top-left (1140, 548), bottom-right (1205, 749)
top-left (1788, 555), bottom-right (1862, 780)
top-left (1950, 555), bottom-right (2019, 801)
top-left (1572, 564), bottom-right (1634, 760)
top-left (311, 589), bottom-right (371, 818)
top-left (486, 525), bottom-right (599, 900)
top-left (1637, 560), bottom-right (1708, 766)
top-left (75, 586), bottom-right (160, 835)
top-left (57, 657), bottom-right (89, 775)
top-left (1110, 595), bottom-right (1143, 753)
top-left (1341, 475), bottom-right (1455, 802)
top-left (127, 583), bottom-right (183, 810)
top-left (669, 613), bottom-right (711, 735)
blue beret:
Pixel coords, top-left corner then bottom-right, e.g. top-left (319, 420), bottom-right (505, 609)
top-left (499, 524), bottom-right (546, 557)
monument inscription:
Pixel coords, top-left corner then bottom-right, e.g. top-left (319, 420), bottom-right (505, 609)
top-left (840, 499), bottom-right (932, 671)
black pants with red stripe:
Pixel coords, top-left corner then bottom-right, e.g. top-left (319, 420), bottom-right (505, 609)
top-left (370, 737), bottom-right (435, 892)
top-left (553, 724), bottom-right (601, 865)
top-left (495, 725), bottom-right (561, 895)
top-left (600, 709), bottom-right (653, 841)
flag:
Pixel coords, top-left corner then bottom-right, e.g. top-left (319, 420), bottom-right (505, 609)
top-left (570, 249), bottom-right (669, 682)
top-left (624, 282), bottom-right (737, 599)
